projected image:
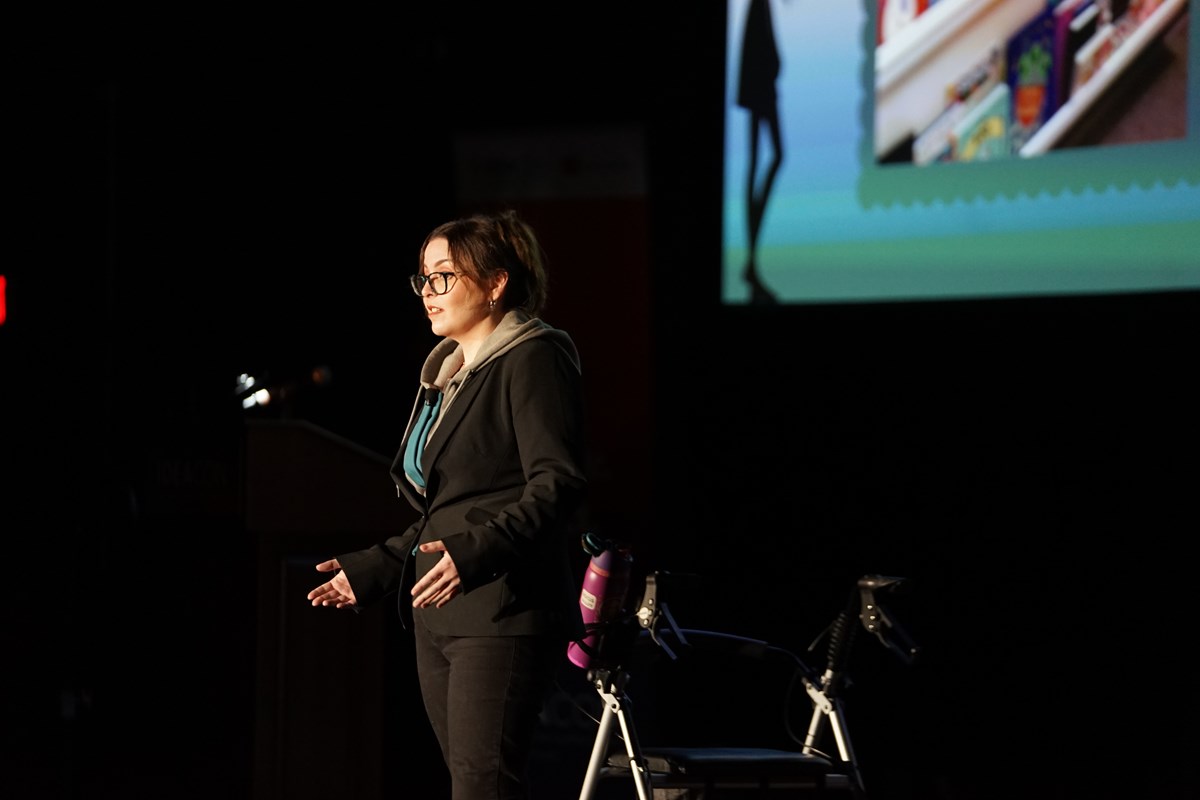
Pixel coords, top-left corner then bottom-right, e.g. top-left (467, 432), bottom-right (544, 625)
top-left (720, 0), bottom-right (1199, 305)
top-left (875, 0), bottom-right (1189, 165)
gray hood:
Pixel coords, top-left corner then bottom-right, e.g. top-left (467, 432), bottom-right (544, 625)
top-left (419, 309), bottom-right (581, 416)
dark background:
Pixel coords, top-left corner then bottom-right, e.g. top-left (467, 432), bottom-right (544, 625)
top-left (6, 5), bottom-right (1198, 800)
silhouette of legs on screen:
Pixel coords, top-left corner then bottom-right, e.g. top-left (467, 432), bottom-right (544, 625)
top-left (737, 0), bottom-right (785, 305)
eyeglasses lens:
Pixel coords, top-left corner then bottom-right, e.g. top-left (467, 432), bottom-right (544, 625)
top-left (410, 273), bottom-right (455, 296)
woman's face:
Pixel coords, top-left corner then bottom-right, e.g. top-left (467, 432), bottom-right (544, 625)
top-left (418, 237), bottom-right (495, 344)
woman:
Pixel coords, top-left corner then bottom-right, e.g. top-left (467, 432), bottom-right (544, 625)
top-left (307, 209), bottom-right (588, 799)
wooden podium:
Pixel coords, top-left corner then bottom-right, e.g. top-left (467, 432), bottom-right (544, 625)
top-left (247, 419), bottom-right (418, 800)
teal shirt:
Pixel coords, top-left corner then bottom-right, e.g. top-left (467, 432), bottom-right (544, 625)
top-left (402, 388), bottom-right (442, 488)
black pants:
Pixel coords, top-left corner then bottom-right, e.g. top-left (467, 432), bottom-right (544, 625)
top-left (414, 621), bottom-right (560, 800)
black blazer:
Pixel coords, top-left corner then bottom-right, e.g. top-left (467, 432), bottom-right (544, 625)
top-left (339, 334), bottom-right (587, 639)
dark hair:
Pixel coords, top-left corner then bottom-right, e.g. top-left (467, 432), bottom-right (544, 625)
top-left (420, 209), bottom-right (549, 316)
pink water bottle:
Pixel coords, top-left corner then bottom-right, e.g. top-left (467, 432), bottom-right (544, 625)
top-left (567, 535), bottom-right (632, 669)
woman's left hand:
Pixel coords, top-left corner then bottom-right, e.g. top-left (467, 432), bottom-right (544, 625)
top-left (412, 540), bottom-right (462, 609)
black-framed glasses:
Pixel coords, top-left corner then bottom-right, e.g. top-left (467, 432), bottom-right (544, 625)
top-left (410, 272), bottom-right (459, 296)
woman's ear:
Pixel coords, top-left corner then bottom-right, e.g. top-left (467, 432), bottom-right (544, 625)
top-left (491, 271), bottom-right (509, 304)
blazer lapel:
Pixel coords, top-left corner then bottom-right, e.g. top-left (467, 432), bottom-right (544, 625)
top-left (418, 362), bottom-right (491, 491)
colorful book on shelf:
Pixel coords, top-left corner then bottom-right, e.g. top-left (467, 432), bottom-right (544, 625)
top-left (1051, 0), bottom-right (1090, 111)
top-left (912, 45), bottom-right (1004, 166)
top-left (1072, 21), bottom-right (1117, 94)
top-left (912, 103), bottom-right (960, 165)
top-left (1006, 5), bottom-right (1060, 155)
top-left (951, 83), bottom-right (1010, 162)
top-left (1060, 2), bottom-right (1100, 106)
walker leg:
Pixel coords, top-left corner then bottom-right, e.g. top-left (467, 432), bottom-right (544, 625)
top-left (578, 701), bottom-right (618, 800)
top-left (612, 697), bottom-right (653, 800)
top-left (802, 701), bottom-right (827, 755)
top-left (828, 702), bottom-right (866, 799)
top-left (579, 688), bottom-right (653, 800)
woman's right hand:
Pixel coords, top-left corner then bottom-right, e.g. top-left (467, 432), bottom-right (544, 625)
top-left (307, 559), bottom-right (358, 609)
